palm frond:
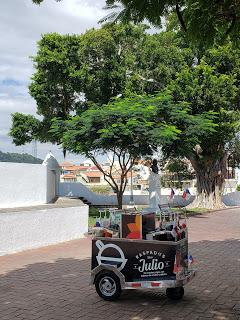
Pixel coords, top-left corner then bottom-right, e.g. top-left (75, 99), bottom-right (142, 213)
top-left (99, 3), bottom-right (127, 24)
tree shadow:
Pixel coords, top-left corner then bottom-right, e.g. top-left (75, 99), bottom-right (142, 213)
top-left (0, 239), bottom-right (239, 320)
top-left (188, 214), bottom-right (209, 219)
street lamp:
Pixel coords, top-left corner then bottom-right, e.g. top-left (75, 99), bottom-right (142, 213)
top-left (129, 167), bottom-right (135, 205)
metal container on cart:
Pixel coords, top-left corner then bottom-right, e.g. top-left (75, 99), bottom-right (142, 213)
top-left (90, 210), bottom-right (196, 301)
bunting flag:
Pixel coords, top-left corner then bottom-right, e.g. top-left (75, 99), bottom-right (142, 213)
top-left (173, 255), bottom-right (179, 274)
top-left (185, 254), bottom-right (195, 266)
top-left (188, 254), bottom-right (195, 265)
top-left (173, 253), bottom-right (182, 274)
top-left (182, 190), bottom-right (187, 199)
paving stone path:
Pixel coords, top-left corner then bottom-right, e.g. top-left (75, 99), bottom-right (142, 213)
top-left (0, 208), bottom-right (239, 320)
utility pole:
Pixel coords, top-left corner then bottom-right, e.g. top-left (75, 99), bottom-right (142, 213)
top-left (129, 167), bottom-right (134, 205)
top-left (32, 140), bottom-right (37, 159)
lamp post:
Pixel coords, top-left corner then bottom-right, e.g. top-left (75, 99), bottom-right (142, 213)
top-left (129, 167), bottom-right (134, 205)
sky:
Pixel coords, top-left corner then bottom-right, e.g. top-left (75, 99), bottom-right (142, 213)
top-left (0, 0), bottom-right (106, 164)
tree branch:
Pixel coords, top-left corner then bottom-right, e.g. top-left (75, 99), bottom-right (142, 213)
top-left (87, 152), bottom-right (119, 192)
top-left (109, 148), bottom-right (116, 176)
top-left (118, 149), bottom-right (124, 172)
top-left (176, 3), bottom-right (187, 32)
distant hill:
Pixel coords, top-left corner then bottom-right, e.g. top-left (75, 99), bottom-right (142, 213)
top-left (0, 150), bottom-right (43, 164)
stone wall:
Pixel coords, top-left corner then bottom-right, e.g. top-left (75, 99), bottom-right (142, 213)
top-left (0, 205), bottom-right (88, 256)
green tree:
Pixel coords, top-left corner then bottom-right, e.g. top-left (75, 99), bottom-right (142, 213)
top-left (165, 158), bottom-right (195, 185)
top-left (102, 0), bottom-right (240, 47)
top-left (51, 94), bottom-right (214, 208)
top-left (0, 150), bottom-right (43, 164)
top-left (29, 33), bottom-right (83, 148)
top-left (76, 25), bottom-right (191, 103)
top-left (10, 23), bottom-right (238, 209)
top-left (160, 44), bottom-right (240, 209)
top-left (32, 0), bottom-right (240, 46)
top-left (10, 113), bottom-right (42, 145)
top-left (10, 25), bottom-right (191, 146)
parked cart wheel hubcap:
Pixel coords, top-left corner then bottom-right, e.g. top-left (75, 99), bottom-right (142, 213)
top-left (99, 276), bottom-right (116, 296)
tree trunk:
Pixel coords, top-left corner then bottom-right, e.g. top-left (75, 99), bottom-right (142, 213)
top-left (188, 154), bottom-right (227, 210)
top-left (117, 192), bottom-right (123, 209)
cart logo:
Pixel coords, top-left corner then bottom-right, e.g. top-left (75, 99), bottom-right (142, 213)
top-left (134, 250), bottom-right (169, 275)
top-left (96, 240), bottom-right (128, 271)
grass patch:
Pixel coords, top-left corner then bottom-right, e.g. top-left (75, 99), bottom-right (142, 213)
top-left (88, 207), bottom-right (111, 228)
top-left (89, 216), bottom-right (96, 228)
top-left (183, 207), bottom-right (210, 217)
top-left (88, 207), bottom-right (100, 229)
top-left (89, 207), bottom-right (100, 217)
top-left (170, 206), bottom-right (209, 217)
top-left (185, 207), bottom-right (209, 213)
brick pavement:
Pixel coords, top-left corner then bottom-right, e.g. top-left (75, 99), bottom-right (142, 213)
top-left (0, 208), bottom-right (239, 320)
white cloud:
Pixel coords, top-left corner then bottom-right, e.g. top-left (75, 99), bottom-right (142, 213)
top-left (60, 0), bottom-right (105, 19)
top-left (0, 0), bottom-right (106, 163)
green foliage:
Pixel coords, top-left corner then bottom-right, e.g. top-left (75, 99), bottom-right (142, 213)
top-left (52, 96), bottom-right (158, 158)
top-left (0, 150), bottom-right (43, 164)
top-left (162, 158), bottom-right (195, 189)
top-left (50, 91), bottom-right (215, 208)
top-left (163, 43), bottom-right (240, 160)
top-left (10, 26), bottom-right (191, 147)
top-left (227, 138), bottom-right (240, 169)
top-left (166, 158), bottom-right (195, 180)
top-left (29, 33), bottom-right (82, 118)
top-left (32, 0), bottom-right (240, 47)
top-left (51, 92), bottom-right (215, 162)
top-left (89, 207), bottom-right (101, 217)
top-left (77, 23), bottom-right (147, 104)
top-left (236, 185), bottom-right (240, 192)
top-left (10, 14), bottom-right (240, 207)
top-left (10, 113), bottom-right (42, 146)
top-left (76, 25), bottom-right (190, 103)
top-left (104, 0), bottom-right (240, 47)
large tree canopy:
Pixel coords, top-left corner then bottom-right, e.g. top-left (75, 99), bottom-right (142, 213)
top-left (10, 24), bottom-right (195, 208)
top-left (50, 94), bottom-right (214, 208)
top-left (32, 0), bottom-right (240, 47)
top-left (10, 24), bottom-right (192, 147)
top-left (160, 43), bottom-right (240, 208)
top-left (103, 0), bottom-right (240, 47)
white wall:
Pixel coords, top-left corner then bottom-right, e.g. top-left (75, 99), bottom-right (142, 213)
top-left (59, 182), bottom-right (144, 205)
top-left (0, 153), bottom-right (60, 208)
top-left (0, 205), bottom-right (89, 256)
top-left (46, 168), bottom-right (56, 203)
top-left (59, 182), bottom-right (194, 206)
top-left (59, 182), bottom-right (240, 207)
top-left (223, 191), bottom-right (240, 206)
top-left (43, 152), bottom-right (60, 202)
top-left (0, 162), bottom-right (47, 208)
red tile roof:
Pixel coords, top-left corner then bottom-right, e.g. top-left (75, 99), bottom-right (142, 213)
top-left (63, 174), bottom-right (76, 179)
top-left (61, 165), bottom-right (88, 171)
top-left (60, 162), bottom-right (73, 167)
top-left (89, 166), bottom-right (99, 171)
top-left (84, 171), bottom-right (103, 178)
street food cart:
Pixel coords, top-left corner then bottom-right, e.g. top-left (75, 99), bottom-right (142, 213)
top-left (90, 209), bottom-right (196, 301)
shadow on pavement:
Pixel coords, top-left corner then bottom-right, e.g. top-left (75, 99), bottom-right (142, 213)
top-left (0, 239), bottom-right (239, 320)
top-left (187, 214), bottom-right (209, 219)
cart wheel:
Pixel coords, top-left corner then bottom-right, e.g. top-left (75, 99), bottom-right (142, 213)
top-left (95, 271), bottom-right (121, 301)
top-left (166, 287), bottom-right (184, 300)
